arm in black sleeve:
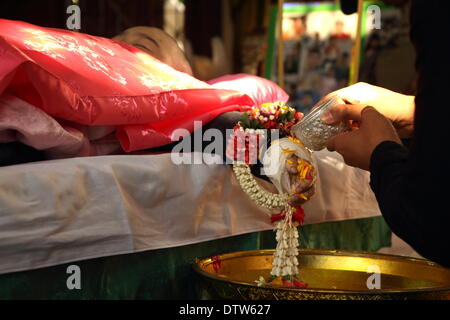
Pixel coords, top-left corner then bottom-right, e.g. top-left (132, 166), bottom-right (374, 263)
top-left (369, 141), bottom-right (450, 267)
top-left (368, 0), bottom-right (450, 267)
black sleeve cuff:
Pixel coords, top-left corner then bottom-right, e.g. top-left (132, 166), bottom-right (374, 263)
top-left (369, 140), bottom-right (409, 193)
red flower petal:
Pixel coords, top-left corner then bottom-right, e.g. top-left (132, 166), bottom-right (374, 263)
top-left (294, 280), bottom-right (309, 288)
top-left (270, 212), bottom-right (286, 223)
top-left (212, 255), bottom-right (222, 273)
top-left (283, 280), bottom-right (294, 287)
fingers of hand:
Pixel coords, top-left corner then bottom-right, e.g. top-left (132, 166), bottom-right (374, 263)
top-left (326, 107), bottom-right (376, 152)
top-left (285, 155), bottom-right (299, 174)
top-left (326, 106), bottom-right (401, 170)
top-left (321, 103), bottom-right (367, 125)
top-left (360, 106), bottom-right (402, 144)
top-left (288, 183), bottom-right (315, 206)
top-left (292, 178), bottom-right (313, 194)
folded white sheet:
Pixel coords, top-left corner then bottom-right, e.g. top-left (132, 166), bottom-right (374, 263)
top-left (0, 151), bottom-right (380, 274)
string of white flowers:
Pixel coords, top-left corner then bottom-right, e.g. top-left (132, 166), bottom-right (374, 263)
top-left (232, 161), bottom-right (286, 209)
top-left (233, 160), bottom-right (300, 283)
top-left (272, 206), bottom-right (300, 277)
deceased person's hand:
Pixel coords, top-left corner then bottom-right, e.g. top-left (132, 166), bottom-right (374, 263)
top-left (285, 154), bottom-right (316, 207)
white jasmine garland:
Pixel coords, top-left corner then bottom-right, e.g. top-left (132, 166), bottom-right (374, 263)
top-left (230, 104), bottom-right (314, 288)
top-left (234, 160), bottom-right (302, 280)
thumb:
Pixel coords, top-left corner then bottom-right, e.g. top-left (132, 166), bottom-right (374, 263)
top-left (359, 105), bottom-right (402, 144)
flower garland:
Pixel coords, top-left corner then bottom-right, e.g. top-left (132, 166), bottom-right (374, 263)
top-left (228, 102), bottom-right (311, 288)
top-left (238, 102), bottom-right (302, 133)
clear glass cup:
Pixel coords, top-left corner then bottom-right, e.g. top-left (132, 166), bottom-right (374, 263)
top-left (291, 95), bottom-right (348, 151)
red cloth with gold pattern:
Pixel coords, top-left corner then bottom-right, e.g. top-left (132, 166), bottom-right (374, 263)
top-left (0, 19), bottom-right (253, 151)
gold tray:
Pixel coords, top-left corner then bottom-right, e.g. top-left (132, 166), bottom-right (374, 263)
top-left (193, 249), bottom-right (450, 300)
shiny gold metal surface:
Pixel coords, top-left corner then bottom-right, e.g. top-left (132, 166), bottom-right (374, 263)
top-left (193, 249), bottom-right (450, 300)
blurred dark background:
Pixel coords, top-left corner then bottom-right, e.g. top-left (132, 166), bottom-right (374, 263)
top-left (0, 0), bottom-right (414, 87)
top-left (0, 0), bottom-right (165, 38)
top-left (0, 0), bottom-right (274, 78)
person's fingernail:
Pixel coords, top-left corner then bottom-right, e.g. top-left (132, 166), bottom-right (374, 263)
top-left (321, 111), bottom-right (334, 124)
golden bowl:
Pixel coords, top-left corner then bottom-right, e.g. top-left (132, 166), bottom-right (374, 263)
top-left (193, 249), bottom-right (450, 300)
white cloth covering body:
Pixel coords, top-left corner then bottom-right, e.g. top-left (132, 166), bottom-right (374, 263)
top-left (0, 151), bottom-right (380, 275)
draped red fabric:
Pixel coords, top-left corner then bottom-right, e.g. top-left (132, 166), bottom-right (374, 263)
top-left (0, 19), bottom-right (253, 151)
